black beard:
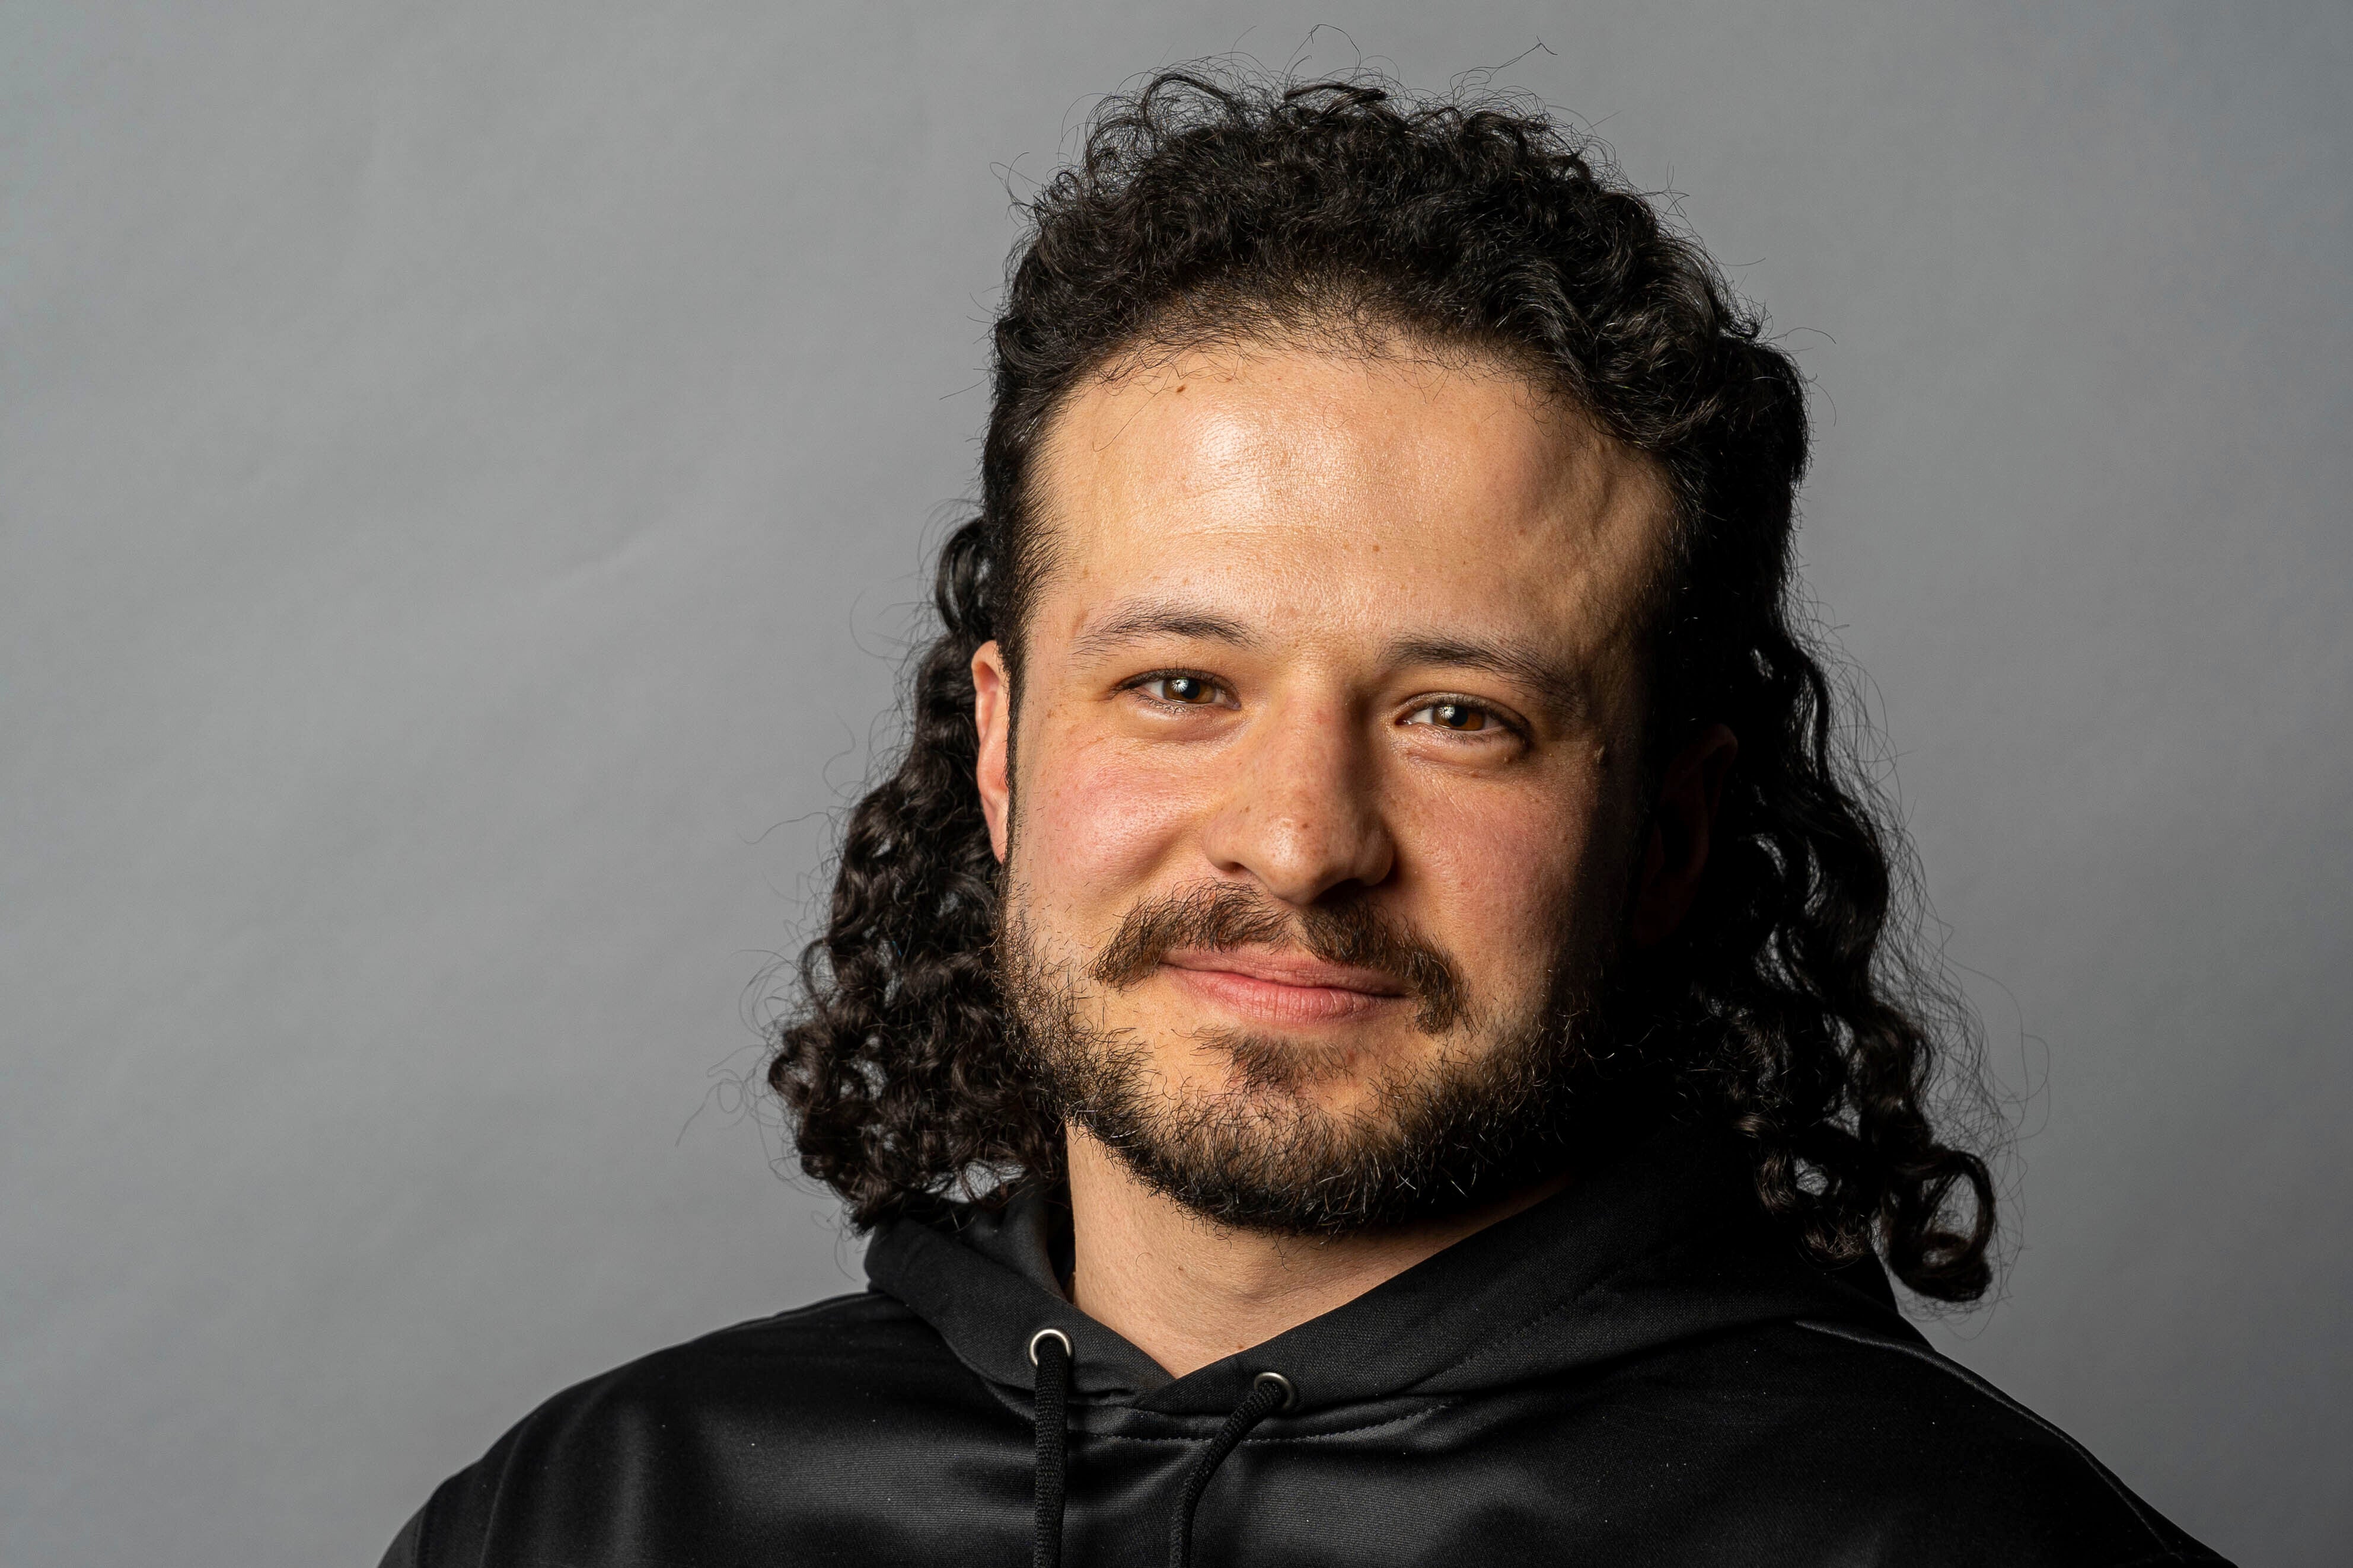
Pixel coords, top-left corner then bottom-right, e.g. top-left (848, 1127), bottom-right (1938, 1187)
top-left (997, 882), bottom-right (1621, 1236)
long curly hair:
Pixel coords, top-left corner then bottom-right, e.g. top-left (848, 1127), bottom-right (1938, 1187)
top-left (769, 69), bottom-right (1997, 1301)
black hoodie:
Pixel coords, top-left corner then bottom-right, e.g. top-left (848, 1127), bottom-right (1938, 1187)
top-left (382, 1127), bottom-right (2226, 1566)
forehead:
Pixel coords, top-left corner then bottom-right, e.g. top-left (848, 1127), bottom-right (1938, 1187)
top-left (1027, 340), bottom-right (1675, 662)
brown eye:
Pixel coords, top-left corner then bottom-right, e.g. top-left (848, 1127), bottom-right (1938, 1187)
top-left (1413, 700), bottom-right (1489, 732)
top-left (1149, 675), bottom-right (1219, 704)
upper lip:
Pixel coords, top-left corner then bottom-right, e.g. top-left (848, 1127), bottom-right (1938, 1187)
top-left (1159, 947), bottom-right (1408, 995)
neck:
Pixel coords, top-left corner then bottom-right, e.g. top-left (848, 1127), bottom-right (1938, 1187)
top-left (1061, 1129), bottom-right (1571, 1378)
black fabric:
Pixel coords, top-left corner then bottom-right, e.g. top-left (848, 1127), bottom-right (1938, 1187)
top-left (382, 1126), bottom-right (2228, 1566)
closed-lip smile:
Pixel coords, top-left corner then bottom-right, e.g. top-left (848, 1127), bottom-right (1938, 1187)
top-left (1158, 947), bottom-right (1408, 1025)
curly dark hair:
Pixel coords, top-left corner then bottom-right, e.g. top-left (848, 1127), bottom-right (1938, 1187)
top-left (769, 68), bottom-right (1997, 1301)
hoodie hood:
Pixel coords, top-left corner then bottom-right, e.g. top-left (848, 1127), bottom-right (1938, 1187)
top-left (388, 1116), bottom-right (2228, 1568)
top-left (863, 1122), bottom-right (1915, 1421)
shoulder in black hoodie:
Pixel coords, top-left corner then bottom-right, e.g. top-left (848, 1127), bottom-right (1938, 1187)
top-left (382, 1128), bottom-right (2225, 1567)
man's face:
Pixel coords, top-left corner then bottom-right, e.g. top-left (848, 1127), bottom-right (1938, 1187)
top-left (973, 337), bottom-right (1682, 1230)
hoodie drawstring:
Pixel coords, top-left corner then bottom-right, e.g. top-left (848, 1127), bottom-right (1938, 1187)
top-left (1028, 1330), bottom-right (1293, 1568)
top-left (1028, 1329), bottom-right (1073, 1568)
top-left (1168, 1370), bottom-right (1293, 1568)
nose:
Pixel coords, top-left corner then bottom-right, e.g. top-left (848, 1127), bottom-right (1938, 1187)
top-left (1198, 697), bottom-right (1395, 906)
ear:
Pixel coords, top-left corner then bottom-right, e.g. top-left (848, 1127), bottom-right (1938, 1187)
top-left (1630, 723), bottom-right (1738, 947)
top-left (972, 640), bottom-right (1013, 863)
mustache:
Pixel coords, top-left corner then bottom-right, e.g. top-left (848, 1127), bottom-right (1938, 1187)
top-left (1087, 882), bottom-right (1471, 1035)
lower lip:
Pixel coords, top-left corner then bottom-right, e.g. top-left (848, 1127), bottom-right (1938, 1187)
top-left (1161, 965), bottom-right (1405, 1026)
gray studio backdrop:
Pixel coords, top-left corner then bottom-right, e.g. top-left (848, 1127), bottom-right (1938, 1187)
top-left (4, 5), bottom-right (2346, 1565)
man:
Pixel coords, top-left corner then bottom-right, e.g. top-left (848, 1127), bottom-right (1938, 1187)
top-left (385, 74), bottom-right (2224, 1567)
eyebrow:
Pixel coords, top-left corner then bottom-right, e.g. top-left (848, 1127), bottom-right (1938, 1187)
top-left (1380, 633), bottom-right (1592, 717)
top-left (1069, 600), bottom-right (1265, 662)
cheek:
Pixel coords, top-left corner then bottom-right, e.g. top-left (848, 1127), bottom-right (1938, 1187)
top-left (1402, 773), bottom-right (1627, 982)
top-left (1013, 721), bottom-right (1199, 927)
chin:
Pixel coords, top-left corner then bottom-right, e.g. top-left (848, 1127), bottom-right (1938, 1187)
top-left (1148, 1021), bottom-right (1424, 1097)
